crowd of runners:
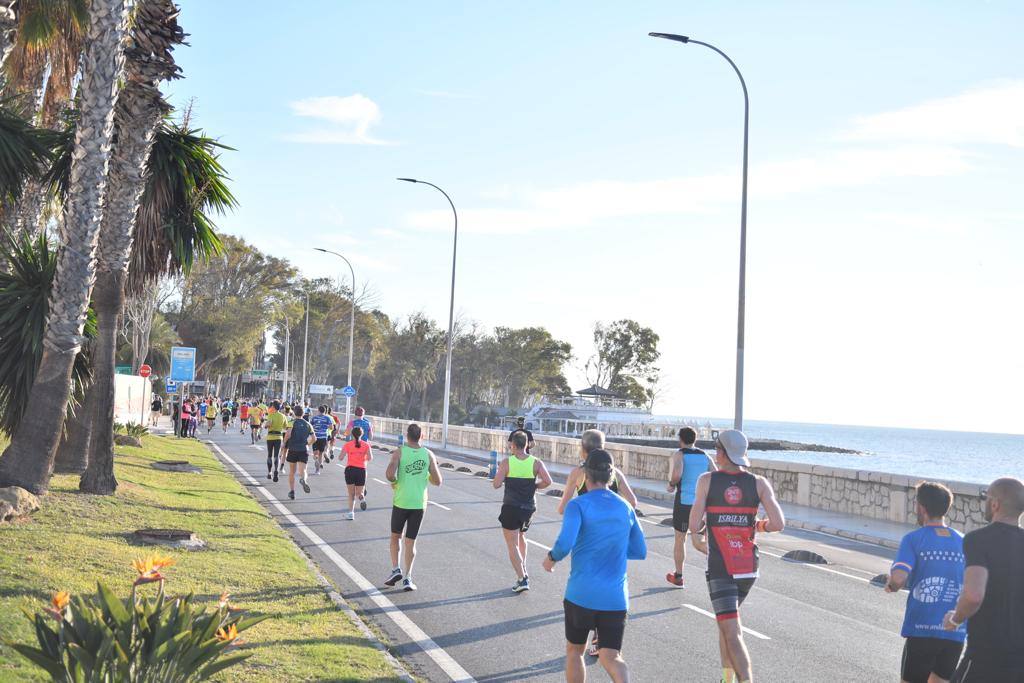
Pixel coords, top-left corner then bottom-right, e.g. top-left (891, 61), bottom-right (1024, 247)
top-left (158, 400), bottom-right (1024, 683)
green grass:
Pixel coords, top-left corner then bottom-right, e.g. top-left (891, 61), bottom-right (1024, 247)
top-left (0, 434), bottom-right (403, 682)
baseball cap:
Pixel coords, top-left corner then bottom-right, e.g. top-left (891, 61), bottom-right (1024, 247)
top-left (716, 429), bottom-right (750, 467)
top-left (584, 449), bottom-right (614, 473)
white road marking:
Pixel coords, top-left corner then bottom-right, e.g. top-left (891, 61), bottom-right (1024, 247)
top-left (525, 539), bottom-right (551, 551)
top-left (373, 477), bottom-right (391, 486)
top-left (682, 603), bottom-right (771, 640)
top-left (209, 441), bottom-right (476, 683)
top-left (792, 526), bottom-right (892, 550)
top-left (428, 501), bottom-right (452, 511)
top-left (761, 549), bottom-right (873, 583)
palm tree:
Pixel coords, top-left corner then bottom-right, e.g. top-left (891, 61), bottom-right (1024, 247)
top-left (0, 2), bottom-right (19, 71)
top-left (0, 0), bottom-right (129, 495)
top-left (77, 0), bottom-right (185, 495)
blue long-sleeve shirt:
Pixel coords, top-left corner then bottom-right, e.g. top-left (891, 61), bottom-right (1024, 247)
top-left (551, 488), bottom-right (647, 611)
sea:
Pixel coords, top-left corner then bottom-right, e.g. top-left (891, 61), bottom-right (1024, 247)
top-left (727, 419), bottom-right (1024, 485)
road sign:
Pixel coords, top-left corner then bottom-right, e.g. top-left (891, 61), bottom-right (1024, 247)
top-left (308, 384), bottom-right (334, 395)
top-left (139, 364), bottom-right (152, 378)
top-left (166, 380), bottom-right (178, 394)
top-left (115, 365), bottom-right (131, 375)
top-left (169, 347), bottom-right (196, 382)
top-left (251, 369), bottom-right (270, 378)
top-left (341, 385), bottom-right (356, 398)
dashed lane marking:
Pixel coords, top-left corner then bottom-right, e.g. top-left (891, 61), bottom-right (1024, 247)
top-left (428, 501), bottom-right (452, 511)
top-left (682, 603), bottom-right (771, 640)
top-left (525, 539), bottom-right (551, 551)
top-left (208, 440), bottom-right (476, 683)
top-left (373, 478), bottom-right (390, 486)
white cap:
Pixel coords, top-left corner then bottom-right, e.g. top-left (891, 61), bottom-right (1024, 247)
top-left (717, 429), bottom-right (750, 467)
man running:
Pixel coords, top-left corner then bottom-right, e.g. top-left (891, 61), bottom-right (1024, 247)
top-left (666, 426), bottom-right (716, 588)
top-left (508, 416), bottom-right (535, 454)
top-left (883, 481), bottom-right (965, 683)
top-left (493, 430), bottom-right (553, 592)
top-left (239, 401), bottom-right (249, 434)
top-left (248, 401), bottom-right (265, 443)
top-left (384, 423), bottom-right (442, 592)
top-left (282, 403), bottom-right (314, 500)
top-left (309, 405), bottom-right (334, 475)
top-left (689, 429), bottom-right (785, 683)
top-left (204, 397), bottom-right (218, 433)
top-left (348, 406), bottom-right (373, 441)
top-left (944, 477), bottom-right (1024, 682)
top-left (327, 407), bottom-right (341, 462)
top-left (229, 397), bottom-right (238, 427)
top-left (264, 401), bottom-right (287, 481)
top-left (543, 449), bottom-right (647, 683)
top-left (220, 402), bottom-right (231, 433)
top-left (338, 426), bottom-right (372, 520)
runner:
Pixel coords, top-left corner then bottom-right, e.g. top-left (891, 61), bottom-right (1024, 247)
top-left (492, 430), bottom-right (552, 592)
top-left (220, 402), bottom-right (231, 433)
top-left (239, 401), bottom-right (250, 434)
top-left (507, 416), bottom-right (535, 454)
top-left (883, 482), bottom-right (965, 683)
top-left (543, 448), bottom-right (647, 683)
top-left (149, 394), bottom-right (163, 427)
top-left (944, 477), bottom-right (1024, 682)
top-left (248, 401), bottom-right (265, 443)
top-left (263, 401), bottom-right (287, 481)
top-left (348, 406), bottom-right (373, 441)
top-left (384, 423), bottom-right (442, 592)
top-left (197, 397), bottom-right (208, 427)
top-left (338, 426), bottom-right (372, 520)
top-left (557, 429), bottom-right (638, 655)
top-left (666, 426), bottom-right (716, 588)
top-left (229, 397), bottom-right (239, 427)
top-left (309, 405), bottom-right (335, 475)
top-left (689, 429), bottom-right (786, 683)
top-left (327, 407), bottom-right (341, 462)
top-left (204, 397), bottom-right (218, 433)
top-left (282, 403), bottom-right (314, 500)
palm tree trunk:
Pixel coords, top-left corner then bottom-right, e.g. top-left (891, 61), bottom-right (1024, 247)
top-left (0, 0), bottom-right (129, 495)
top-left (54, 402), bottom-right (92, 474)
top-left (0, 2), bottom-right (17, 71)
top-left (80, 0), bottom-right (182, 495)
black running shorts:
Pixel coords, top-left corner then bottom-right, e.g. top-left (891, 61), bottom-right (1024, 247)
top-left (563, 599), bottom-right (627, 652)
top-left (498, 504), bottom-right (534, 532)
top-left (951, 656), bottom-right (1024, 683)
top-left (901, 637), bottom-right (964, 683)
top-left (286, 449), bottom-right (308, 464)
top-left (345, 466), bottom-right (366, 486)
top-left (391, 506), bottom-right (425, 539)
top-left (706, 573), bottom-right (756, 621)
top-left (672, 500), bottom-right (692, 533)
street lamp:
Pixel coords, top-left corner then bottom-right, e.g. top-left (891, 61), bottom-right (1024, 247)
top-left (397, 177), bottom-right (458, 448)
top-left (649, 32), bottom-right (749, 431)
top-left (314, 247), bottom-right (357, 430)
top-left (301, 288), bottom-right (310, 407)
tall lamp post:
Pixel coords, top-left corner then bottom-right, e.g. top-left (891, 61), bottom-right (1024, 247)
top-left (649, 32), bottom-right (749, 431)
top-left (314, 247), bottom-right (357, 430)
top-left (301, 289), bottom-right (310, 407)
top-left (397, 177), bottom-right (458, 448)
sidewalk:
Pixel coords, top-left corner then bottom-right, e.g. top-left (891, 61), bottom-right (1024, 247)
top-left (375, 430), bottom-right (912, 550)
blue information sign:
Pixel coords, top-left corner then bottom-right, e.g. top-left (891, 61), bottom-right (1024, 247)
top-left (166, 380), bottom-right (178, 394)
top-left (169, 346), bottom-right (196, 383)
top-left (341, 385), bottom-right (356, 398)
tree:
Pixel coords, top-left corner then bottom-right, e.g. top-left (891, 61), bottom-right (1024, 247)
top-left (0, 0), bottom-right (129, 495)
top-left (80, 0), bottom-right (185, 495)
top-left (585, 319), bottom-right (661, 405)
top-left (492, 326), bottom-right (572, 409)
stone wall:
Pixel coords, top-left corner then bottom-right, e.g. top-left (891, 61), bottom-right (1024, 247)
top-left (372, 416), bottom-right (991, 532)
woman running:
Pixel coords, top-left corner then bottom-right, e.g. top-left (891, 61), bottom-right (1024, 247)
top-left (338, 426), bottom-right (372, 520)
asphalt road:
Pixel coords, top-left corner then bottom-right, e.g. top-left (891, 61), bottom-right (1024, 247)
top-left (201, 427), bottom-right (907, 682)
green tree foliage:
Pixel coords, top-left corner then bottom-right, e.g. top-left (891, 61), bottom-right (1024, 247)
top-left (585, 319), bottom-right (661, 406)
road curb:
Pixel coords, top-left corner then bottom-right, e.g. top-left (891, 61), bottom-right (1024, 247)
top-left (205, 440), bottom-right (416, 683)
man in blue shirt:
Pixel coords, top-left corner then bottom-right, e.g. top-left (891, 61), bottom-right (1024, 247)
top-left (884, 481), bottom-right (966, 683)
top-left (543, 449), bottom-right (647, 682)
top-left (666, 426), bottom-right (715, 588)
top-left (309, 405), bottom-right (335, 475)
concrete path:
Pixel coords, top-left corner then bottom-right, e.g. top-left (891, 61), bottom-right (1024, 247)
top-left (198, 425), bottom-right (910, 682)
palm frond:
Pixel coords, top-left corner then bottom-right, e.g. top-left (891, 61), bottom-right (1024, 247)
top-left (0, 100), bottom-right (55, 206)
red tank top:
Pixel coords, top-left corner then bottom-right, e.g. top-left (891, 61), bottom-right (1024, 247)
top-left (343, 440), bottom-right (371, 468)
top-left (706, 470), bottom-right (761, 579)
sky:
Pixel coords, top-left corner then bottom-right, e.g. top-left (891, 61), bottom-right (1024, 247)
top-left (168, 1), bottom-right (1024, 435)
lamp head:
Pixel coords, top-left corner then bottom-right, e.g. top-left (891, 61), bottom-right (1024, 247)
top-left (396, 177), bottom-right (418, 183)
top-left (313, 248), bottom-right (327, 253)
top-left (649, 32), bottom-right (690, 43)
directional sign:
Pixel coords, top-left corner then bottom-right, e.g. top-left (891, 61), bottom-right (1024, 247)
top-left (165, 380), bottom-right (178, 394)
top-left (341, 385), bottom-right (357, 398)
top-left (169, 347), bottom-right (196, 383)
top-left (308, 384), bottom-right (334, 395)
top-left (139, 364), bottom-right (152, 378)
top-left (250, 369), bottom-right (270, 378)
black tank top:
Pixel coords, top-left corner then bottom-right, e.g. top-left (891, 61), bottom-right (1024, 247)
top-left (706, 470), bottom-right (761, 579)
top-left (576, 462), bottom-right (619, 495)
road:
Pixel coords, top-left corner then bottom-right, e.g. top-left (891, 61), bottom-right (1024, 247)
top-left (200, 426), bottom-right (906, 682)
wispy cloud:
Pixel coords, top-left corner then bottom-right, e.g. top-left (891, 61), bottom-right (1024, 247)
top-left (403, 83), bottom-right (1002, 235)
top-left (414, 89), bottom-right (479, 100)
top-left (842, 80), bottom-right (1024, 147)
top-left (285, 94), bottom-right (395, 145)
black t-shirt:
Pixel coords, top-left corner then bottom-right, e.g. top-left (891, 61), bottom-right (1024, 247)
top-left (962, 522), bottom-right (1024, 668)
top-left (286, 419), bottom-right (313, 452)
top-left (151, 398), bottom-right (162, 411)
